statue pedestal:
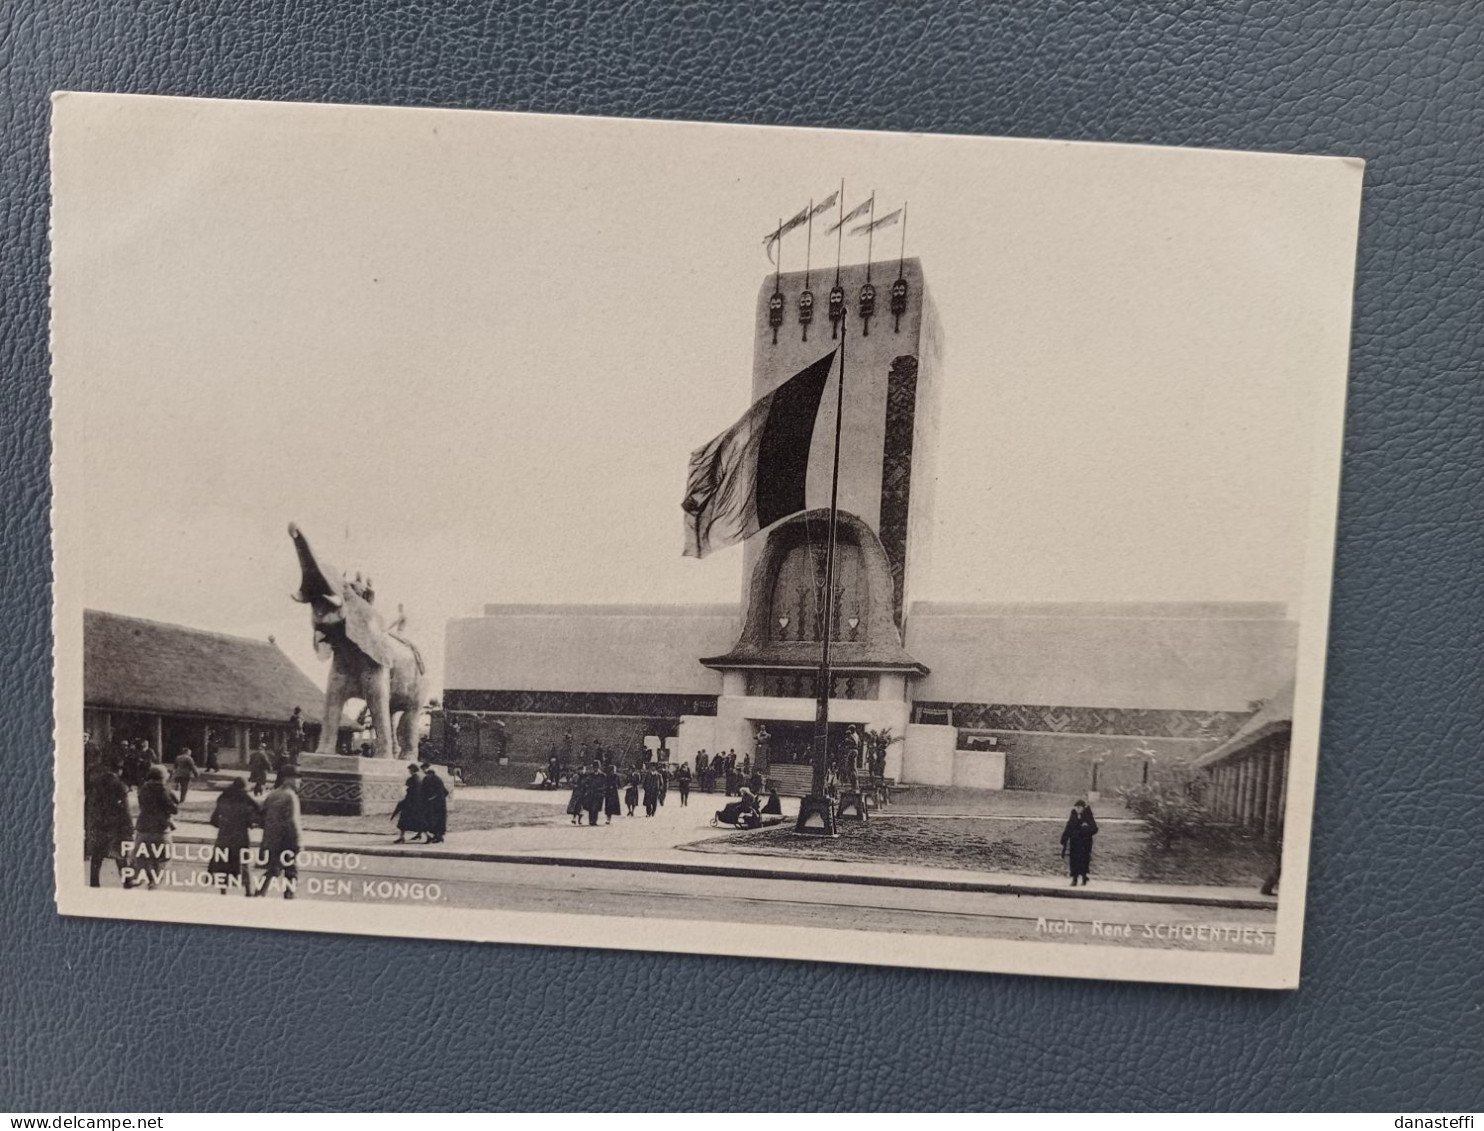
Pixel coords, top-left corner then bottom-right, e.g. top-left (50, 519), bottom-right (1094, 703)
top-left (794, 793), bottom-right (839, 836)
top-left (837, 789), bottom-right (869, 821)
top-left (297, 753), bottom-right (419, 817)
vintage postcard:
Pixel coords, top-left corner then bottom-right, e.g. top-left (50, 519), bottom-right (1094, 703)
top-left (50, 92), bottom-right (1363, 988)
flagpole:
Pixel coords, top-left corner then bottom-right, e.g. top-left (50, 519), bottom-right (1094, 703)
top-left (805, 199), bottom-right (813, 290)
top-left (834, 179), bottom-right (844, 285)
top-left (898, 200), bottom-right (908, 278)
top-left (771, 216), bottom-right (784, 344)
top-left (798, 314), bottom-right (847, 835)
top-left (775, 217), bottom-right (782, 291)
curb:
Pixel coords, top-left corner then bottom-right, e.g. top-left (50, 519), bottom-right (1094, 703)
top-left (171, 833), bottom-right (1277, 911)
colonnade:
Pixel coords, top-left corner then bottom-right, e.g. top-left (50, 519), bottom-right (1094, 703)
top-left (1206, 737), bottom-right (1288, 840)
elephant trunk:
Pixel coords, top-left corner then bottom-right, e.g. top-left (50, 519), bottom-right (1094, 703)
top-left (288, 522), bottom-right (343, 607)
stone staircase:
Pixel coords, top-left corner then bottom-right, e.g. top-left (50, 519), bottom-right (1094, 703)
top-left (765, 764), bottom-right (814, 797)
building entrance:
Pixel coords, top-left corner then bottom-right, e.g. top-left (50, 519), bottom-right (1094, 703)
top-left (757, 720), bottom-right (856, 765)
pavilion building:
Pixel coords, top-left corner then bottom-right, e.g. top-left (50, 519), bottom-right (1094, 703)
top-left (442, 260), bottom-right (1298, 795)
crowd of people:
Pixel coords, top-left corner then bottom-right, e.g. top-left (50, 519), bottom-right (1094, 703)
top-left (693, 749), bottom-right (768, 796)
top-left (82, 727), bottom-right (309, 897)
top-left (537, 735), bottom-right (774, 794)
top-left (538, 738), bottom-right (774, 795)
top-left (87, 733), bottom-right (163, 792)
top-left (549, 755), bottom-right (790, 831)
top-left (391, 762), bottom-right (451, 843)
top-left (555, 761), bottom-right (684, 826)
top-left (87, 728), bottom-right (306, 799)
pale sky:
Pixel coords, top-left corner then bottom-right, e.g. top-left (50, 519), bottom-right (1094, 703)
top-left (51, 94), bottom-right (1362, 696)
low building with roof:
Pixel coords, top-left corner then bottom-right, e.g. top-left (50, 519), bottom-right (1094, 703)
top-left (83, 609), bottom-right (351, 767)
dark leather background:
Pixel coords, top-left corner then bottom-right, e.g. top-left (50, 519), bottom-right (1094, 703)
top-left (3, 0), bottom-right (1480, 1112)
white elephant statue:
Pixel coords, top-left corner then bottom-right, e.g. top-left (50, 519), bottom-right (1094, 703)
top-left (288, 522), bottom-right (426, 759)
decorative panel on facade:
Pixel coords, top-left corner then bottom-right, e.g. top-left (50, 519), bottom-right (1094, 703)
top-left (744, 672), bottom-right (878, 700)
top-left (912, 700), bottom-right (1251, 740)
top-left (443, 689), bottom-right (719, 718)
top-left (878, 354), bottom-right (920, 628)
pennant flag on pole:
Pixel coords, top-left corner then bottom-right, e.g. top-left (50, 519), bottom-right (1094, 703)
top-left (809, 190), bottom-right (839, 218)
top-left (850, 207), bottom-right (901, 236)
top-left (826, 195), bottom-right (874, 234)
top-left (682, 349), bottom-right (838, 558)
top-left (762, 205), bottom-right (811, 261)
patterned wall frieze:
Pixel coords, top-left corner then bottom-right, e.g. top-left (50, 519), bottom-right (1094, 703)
top-left (912, 700), bottom-right (1252, 740)
top-left (879, 354), bottom-right (920, 629)
top-left (300, 778), bottom-right (405, 804)
top-left (444, 689), bottom-right (719, 719)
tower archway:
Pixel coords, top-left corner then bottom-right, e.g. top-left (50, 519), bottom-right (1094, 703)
top-left (701, 508), bottom-right (926, 678)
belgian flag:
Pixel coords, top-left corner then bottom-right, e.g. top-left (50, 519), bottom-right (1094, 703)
top-left (681, 349), bottom-right (837, 559)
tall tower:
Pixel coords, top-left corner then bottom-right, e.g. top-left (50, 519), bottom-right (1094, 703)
top-left (700, 258), bottom-right (943, 778)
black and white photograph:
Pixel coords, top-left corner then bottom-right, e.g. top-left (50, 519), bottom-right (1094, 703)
top-left (50, 91), bottom-right (1362, 988)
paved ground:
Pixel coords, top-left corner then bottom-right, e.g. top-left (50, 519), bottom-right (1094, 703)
top-left (92, 781), bottom-right (1277, 954)
top-left (153, 785), bottom-right (1274, 908)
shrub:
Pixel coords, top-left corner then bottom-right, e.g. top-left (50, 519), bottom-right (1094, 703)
top-left (1119, 758), bottom-right (1211, 849)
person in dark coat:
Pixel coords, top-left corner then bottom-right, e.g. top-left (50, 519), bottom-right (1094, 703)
top-left (725, 752), bottom-right (740, 797)
top-left (656, 765), bottom-right (668, 807)
top-left (641, 768), bottom-right (661, 817)
top-left (132, 765), bottom-right (178, 889)
top-left (207, 778), bottom-right (260, 895)
top-left (120, 741), bottom-right (144, 791)
top-left (624, 770), bottom-right (640, 816)
top-left (578, 762), bottom-right (604, 827)
top-left (760, 784), bottom-right (782, 816)
top-left (1060, 799), bottom-right (1099, 886)
top-left (287, 706), bottom-right (306, 759)
top-left (129, 742), bottom-right (147, 788)
top-left (676, 763), bottom-right (691, 806)
top-left (172, 748), bottom-right (198, 803)
top-left (566, 770), bottom-right (585, 824)
top-left (256, 768), bottom-right (302, 898)
top-left (248, 744), bottom-right (273, 796)
top-left (392, 764), bottom-right (426, 843)
top-left (602, 764), bottom-right (622, 825)
top-left (421, 766), bottom-right (449, 843)
top-left (85, 767), bottom-right (133, 887)
top-left (716, 788), bottom-right (761, 828)
top-left (1260, 856), bottom-right (1281, 897)
top-left (84, 731), bottom-right (102, 780)
top-left (202, 735), bottom-right (220, 773)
